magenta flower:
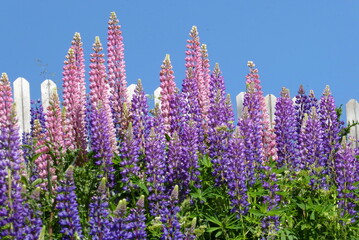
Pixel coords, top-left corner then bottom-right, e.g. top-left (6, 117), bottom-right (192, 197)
top-left (107, 12), bottom-right (129, 140)
top-left (159, 54), bottom-right (176, 134)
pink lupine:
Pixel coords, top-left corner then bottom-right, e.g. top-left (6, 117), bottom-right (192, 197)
top-left (62, 33), bottom-right (87, 162)
top-left (107, 12), bottom-right (129, 140)
top-left (89, 36), bottom-right (117, 153)
top-left (32, 120), bottom-right (57, 190)
top-left (159, 54), bottom-right (176, 134)
top-left (0, 73), bottom-right (13, 127)
top-left (45, 89), bottom-right (65, 159)
top-left (245, 62), bottom-right (277, 161)
top-left (198, 44), bottom-right (211, 121)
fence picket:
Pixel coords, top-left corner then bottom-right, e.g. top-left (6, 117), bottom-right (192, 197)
top-left (41, 80), bottom-right (57, 112)
top-left (265, 94), bottom-right (276, 128)
top-left (236, 92), bottom-right (245, 119)
top-left (346, 99), bottom-right (359, 147)
top-left (13, 77), bottom-right (31, 135)
top-left (127, 84), bottom-right (136, 102)
top-left (154, 87), bottom-right (161, 107)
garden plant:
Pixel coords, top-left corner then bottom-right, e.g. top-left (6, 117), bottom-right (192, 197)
top-left (1, 12), bottom-right (359, 240)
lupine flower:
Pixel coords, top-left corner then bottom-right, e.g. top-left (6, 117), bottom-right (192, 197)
top-left (160, 185), bottom-right (184, 240)
top-left (334, 139), bottom-right (358, 219)
top-left (111, 199), bottom-right (128, 239)
top-left (125, 195), bottom-right (147, 239)
top-left (159, 54), bottom-right (176, 134)
top-left (119, 122), bottom-right (141, 191)
top-left (30, 99), bottom-right (46, 131)
top-left (208, 63), bottom-right (234, 185)
top-left (0, 73), bottom-right (27, 238)
top-left (130, 79), bottom-right (151, 155)
top-left (225, 127), bottom-right (249, 216)
top-left (274, 87), bottom-right (299, 169)
top-left (56, 165), bottom-right (83, 239)
top-left (198, 44), bottom-right (211, 122)
top-left (107, 12), bottom-right (129, 141)
top-left (183, 217), bottom-right (197, 240)
top-left (62, 33), bottom-right (87, 161)
top-left (89, 178), bottom-right (112, 239)
top-left (318, 85), bottom-right (341, 176)
top-left (294, 85), bottom-right (311, 134)
top-left (146, 125), bottom-right (167, 216)
top-left (89, 36), bottom-right (117, 154)
top-left (244, 64), bottom-right (277, 162)
top-left (89, 105), bottom-right (115, 186)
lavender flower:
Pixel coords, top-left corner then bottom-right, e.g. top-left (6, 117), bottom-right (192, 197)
top-left (274, 88), bottom-right (300, 169)
top-left (125, 195), bottom-right (147, 239)
top-left (56, 166), bottom-right (83, 239)
top-left (89, 178), bottom-right (112, 240)
top-left (160, 185), bottom-right (184, 240)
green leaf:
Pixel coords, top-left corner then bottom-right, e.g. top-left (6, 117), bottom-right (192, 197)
top-left (310, 211), bottom-right (315, 220)
top-left (37, 225), bottom-right (46, 240)
top-left (206, 227), bottom-right (220, 233)
top-left (20, 175), bottom-right (29, 186)
top-left (31, 178), bottom-right (44, 187)
top-left (138, 182), bottom-right (149, 195)
top-left (215, 230), bottom-right (223, 238)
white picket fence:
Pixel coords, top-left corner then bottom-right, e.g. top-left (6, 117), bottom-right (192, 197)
top-left (11, 78), bottom-right (359, 145)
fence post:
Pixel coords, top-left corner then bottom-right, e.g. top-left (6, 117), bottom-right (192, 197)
top-left (127, 84), bottom-right (137, 103)
top-left (41, 80), bottom-right (57, 112)
top-left (236, 92), bottom-right (245, 119)
top-left (13, 77), bottom-right (31, 136)
top-left (265, 94), bottom-right (277, 128)
top-left (346, 99), bottom-right (359, 147)
top-left (154, 87), bottom-right (161, 107)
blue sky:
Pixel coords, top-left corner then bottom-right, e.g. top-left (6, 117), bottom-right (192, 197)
top-left (1, 0), bottom-right (359, 120)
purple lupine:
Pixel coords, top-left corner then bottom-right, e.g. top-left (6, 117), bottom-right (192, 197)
top-left (125, 195), bottom-right (147, 239)
top-left (183, 217), bottom-right (197, 240)
top-left (130, 79), bottom-right (151, 155)
top-left (261, 169), bottom-right (281, 239)
top-left (30, 99), bottom-right (46, 131)
top-left (242, 67), bottom-right (265, 170)
top-left (89, 178), bottom-right (112, 240)
top-left (298, 107), bottom-right (326, 171)
top-left (56, 165), bottom-right (83, 239)
top-left (107, 12), bottom-right (129, 141)
top-left (119, 122), bottom-right (141, 191)
top-left (145, 125), bottom-right (167, 216)
top-left (0, 73), bottom-right (28, 238)
top-left (334, 139), bottom-right (358, 219)
top-left (274, 87), bottom-right (300, 169)
top-left (294, 85), bottom-right (311, 134)
top-left (318, 85), bottom-right (342, 177)
top-left (159, 54), bottom-right (176, 134)
top-left (89, 105), bottom-right (115, 186)
top-left (225, 127), bottom-right (249, 216)
top-left (24, 187), bottom-right (43, 240)
top-left (160, 185), bottom-right (184, 240)
top-left (111, 199), bottom-right (128, 240)
top-left (207, 63), bottom-right (234, 185)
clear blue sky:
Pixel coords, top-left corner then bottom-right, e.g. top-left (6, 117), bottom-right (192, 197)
top-left (1, 0), bottom-right (359, 120)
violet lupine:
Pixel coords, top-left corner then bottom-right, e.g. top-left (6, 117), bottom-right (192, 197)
top-left (183, 217), bottom-right (197, 240)
top-left (160, 185), bottom-right (184, 240)
top-left (225, 127), bottom-right (250, 216)
top-left (207, 63), bottom-right (234, 185)
top-left (274, 87), bottom-right (300, 169)
top-left (89, 36), bottom-right (117, 153)
top-left (107, 12), bottom-right (129, 141)
top-left (56, 165), bottom-right (83, 239)
top-left (334, 139), bottom-right (358, 219)
top-left (146, 126), bottom-right (167, 216)
top-left (294, 85), bottom-right (311, 134)
top-left (318, 85), bottom-right (342, 176)
top-left (298, 107), bottom-right (326, 172)
top-left (242, 65), bottom-right (265, 169)
top-left (130, 79), bottom-right (151, 155)
top-left (119, 122), bottom-right (141, 191)
top-left (125, 195), bottom-right (147, 239)
top-left (0, 73), bottom-right (28, 238)
top-left (159, 54), bottom-right (176, 134)
top-left (111, 199), bottom-right (128, 240)
top-left (89, 178), bottom-right (112, 240)
top-left (62, 33), bottom-right (87, 161)
top-left (89, 105), bottom-right (115, 186)
top-left (244, 63), bottom-right (277, 162)
top-left (30, 99), bottom-right (46, 131)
